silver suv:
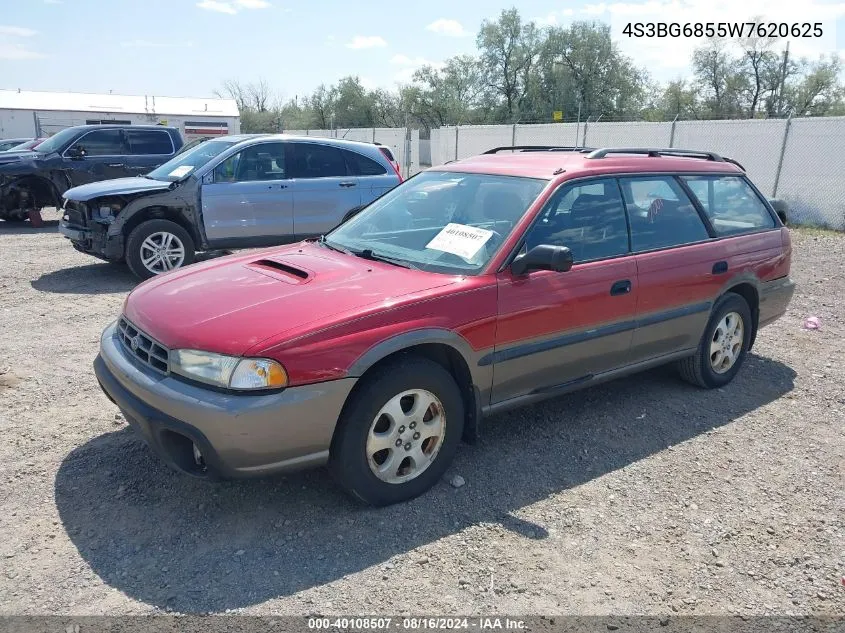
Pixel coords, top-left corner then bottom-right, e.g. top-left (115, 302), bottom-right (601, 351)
top-left (59, 134), bottom-right (403, 279)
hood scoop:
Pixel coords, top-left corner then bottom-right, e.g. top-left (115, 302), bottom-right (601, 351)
top-left (246, 258), bottom-right (311, 284)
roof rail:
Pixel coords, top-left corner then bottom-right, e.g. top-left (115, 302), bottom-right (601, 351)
top-left (722, 156), bottom-right (746, 171)
top-left (586, 147), bottom-right (725, 162)
top-left (484, 145), bottom-right (594, 154)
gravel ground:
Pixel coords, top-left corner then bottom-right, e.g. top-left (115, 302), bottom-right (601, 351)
top-left (0, 210), bottom-right (842, 617)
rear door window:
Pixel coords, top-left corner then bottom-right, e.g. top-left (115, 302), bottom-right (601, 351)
top-left (289, 143), bottom-right (348, 178)
top-left (619, 176), bottom-right (710, 251)
top-left (126, 129), bottom-right (174, 155)
top-left (682, 175), bottom-right (776, 236)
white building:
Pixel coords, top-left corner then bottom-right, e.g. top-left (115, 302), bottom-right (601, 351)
top-left (0, 89), bottom-right (240, 141)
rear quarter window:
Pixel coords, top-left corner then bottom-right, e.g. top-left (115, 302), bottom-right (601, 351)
top-left (682, 175), bottom-right (776, 236)
top-left (344, 150), bottom-right (387, 176)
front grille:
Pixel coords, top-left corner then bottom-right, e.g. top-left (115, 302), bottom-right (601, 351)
top-left (116, 317), bottom-right (170, 374)
top-left (63, 200), bottom-right (87, 227)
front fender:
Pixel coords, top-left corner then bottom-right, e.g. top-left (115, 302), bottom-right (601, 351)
top-left (347, 327), bottom-right (494, 443)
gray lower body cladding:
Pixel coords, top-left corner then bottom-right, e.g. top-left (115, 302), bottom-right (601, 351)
top-left (95, 321), bottom-right (357, 479)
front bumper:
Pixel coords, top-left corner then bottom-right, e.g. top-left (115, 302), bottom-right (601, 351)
top-left (95, 321), bottom-right (356, 479)
top-left (59, 219), bottom-right (124, 261)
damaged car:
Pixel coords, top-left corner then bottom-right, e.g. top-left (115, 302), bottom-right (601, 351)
top-left (59, 134), bottom-right (403, 279)
top-left (0, 124), bottom-right (182, 224)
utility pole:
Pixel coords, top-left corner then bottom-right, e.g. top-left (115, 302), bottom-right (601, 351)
top-left (777, 41), bottom-right (790, 117)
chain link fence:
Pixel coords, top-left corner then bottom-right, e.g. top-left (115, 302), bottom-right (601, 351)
top-left (429, 117), bottom-right (845, 230)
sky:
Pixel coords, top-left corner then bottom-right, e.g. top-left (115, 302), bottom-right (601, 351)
top-left (1, 0), bottom-right (844, 101)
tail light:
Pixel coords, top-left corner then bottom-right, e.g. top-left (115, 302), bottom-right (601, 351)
top-left (378, 146), bottom-right (403, 182)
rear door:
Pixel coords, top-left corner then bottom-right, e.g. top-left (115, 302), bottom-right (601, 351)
top-left (619, 175), bottom-right (725, 363)
top-left (342, 147), bottom-right (399, 205)
top-left (124, 129), bottom-right (177, 175)
top-left (63, 129), bottom-right (131, 185)
top-left (287, 142), bottom-right (361, 238)
top-left (200, 141), bottom-right (294, 246)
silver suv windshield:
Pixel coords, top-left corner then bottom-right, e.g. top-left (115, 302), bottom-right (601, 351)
top-left (325, 171), bottom-right (547, 276)
top-left (146, 139), bottom-right (238, 182)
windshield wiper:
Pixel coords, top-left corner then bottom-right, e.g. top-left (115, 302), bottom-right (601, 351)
top-left (353, 248), bottom-right (415, 269)
top-left (317, 235), bottom-right (352, 255)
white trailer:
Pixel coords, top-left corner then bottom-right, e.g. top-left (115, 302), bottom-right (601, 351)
top-left (0, 90), bottom-right (240, 142)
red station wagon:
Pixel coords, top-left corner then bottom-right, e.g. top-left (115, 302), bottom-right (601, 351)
top-left (94, 146), bottom-right (795, 506)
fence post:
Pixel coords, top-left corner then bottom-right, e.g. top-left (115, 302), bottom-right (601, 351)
top-left (511, 123), bottom-right (517, 147)
top-left (32, 112), bottom-right (41, 137)
top-left (454, 127), bottom-right (459, 161)
top-left (372, 128), bottom-right (376, 143)
top-left (582, 118), bottom-right (589, 147)
top-left (669, 115), bottom-right (678, 148)
top-left (772, 114), bottom-right (793, 198)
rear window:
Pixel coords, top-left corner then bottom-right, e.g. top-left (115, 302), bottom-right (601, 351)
top-left (682, 176), bottom-right (776, 236)
top-left (127, 130), bottom-right (174, 155)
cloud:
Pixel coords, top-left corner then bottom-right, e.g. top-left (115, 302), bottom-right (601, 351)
top-left (390, 53), bottom-right (445, 82)
top-left (346, 35), bottom-right (388, 49)
top-left (121, 39), bottom-right (195, 48)
top-left (196, 0), bottom-right (237, 13)
top-left (425, 18), bottom-right (467, 37)
top-left (0, 25), bottom-right (44, 60)
top-left (196, 0), bottom-right (270, 14)
top-left (533, 9), bottom-right (575, 26)
top-left (0, 26), bottom-right (37, 37)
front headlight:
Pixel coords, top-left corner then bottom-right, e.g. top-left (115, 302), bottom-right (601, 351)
top-left (170, 350), bottom-right (288, 391)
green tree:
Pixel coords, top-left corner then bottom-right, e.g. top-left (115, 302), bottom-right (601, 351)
top-left (477, 8), bottom-right (541, 121)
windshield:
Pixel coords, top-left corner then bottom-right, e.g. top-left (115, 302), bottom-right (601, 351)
top-left (30, 128), bottom-right (80, 154)
top-left (146, 139), bottom-right (238, 181)
top-left (8, 139), bottom-right (39, 151)
top-left (326, 171), bottom-right (548, 275)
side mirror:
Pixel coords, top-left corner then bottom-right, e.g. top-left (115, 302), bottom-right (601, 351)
top-left (511, 244), bottom-right (573, 276)
top-left (769, 198), bottom-right (789, 225)
top-left (67, 145), bottom-right (86, 159)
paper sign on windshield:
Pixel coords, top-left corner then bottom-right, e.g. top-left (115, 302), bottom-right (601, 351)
top-left (426, 223), bottom-right (494, 260)
top-left (168, 165), bottom-right (194, 178)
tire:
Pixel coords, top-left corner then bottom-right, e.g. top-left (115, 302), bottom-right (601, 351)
top-left (329, 356), bottom-right (465, 506)
top-left (125, 219), bottom-right (196, 280)
top-left (678, 293), bottom-right (753, 389)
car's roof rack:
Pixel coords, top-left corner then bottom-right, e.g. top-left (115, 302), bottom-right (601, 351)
top-left (483, 145), bottom-right (594, 154)
top-left (586, 147), bottom-right (724, 161)
top-left (585, 147), bottom-right (747, 171)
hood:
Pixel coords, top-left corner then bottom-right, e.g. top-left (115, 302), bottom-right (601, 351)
top-left (64, 177), bottom-right (173, 201)
top-left (124, 242), bottom-right (460, 356)
top-left (0, 150), bottom-right (39, 166)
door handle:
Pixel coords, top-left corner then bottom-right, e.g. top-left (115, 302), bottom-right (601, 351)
top-left (712, 261), bottom-right (728, 274)
top-left (107, 163), bottom-right (125, 168)
top-left (339, 181), bottom-right (357, 188)
top-left (610, 280), bottom-right (632, 296)
top-left (269, 184), bottom-right (288, 189)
